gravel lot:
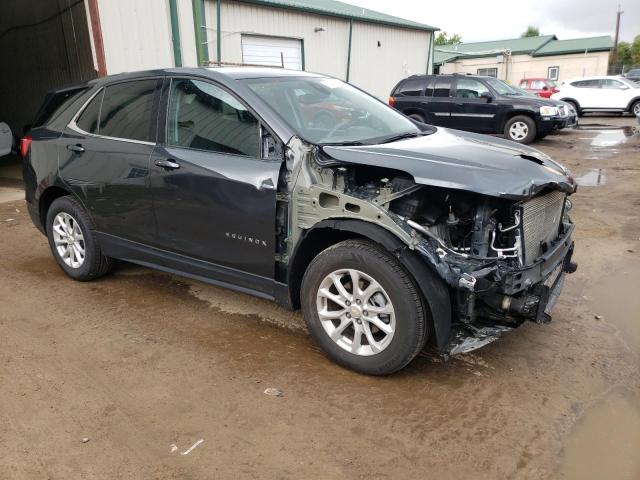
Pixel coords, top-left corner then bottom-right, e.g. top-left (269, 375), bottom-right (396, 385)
top-left (1, 117), bottom-right (639, 479)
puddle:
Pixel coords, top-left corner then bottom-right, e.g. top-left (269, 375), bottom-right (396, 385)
top-left (557, 389), bottom-right (640, 480)
top-left (584, 259), bottom-right (640, 353)
top-left (590, 130), bottom-right (629, 148)
top-left (576, 168), bottom-right (606, 186)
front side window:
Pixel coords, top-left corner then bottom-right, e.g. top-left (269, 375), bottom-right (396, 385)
top-left (601, 79), bottom-right (625, 89)
top-left (167, 79), bottom-right (260, 157)
top-left (99, 80), bottom-right (159, 142)
top-left (455, 78), bottom-right (490, 99)
top-left (243, 76), bottom-right (419, 145)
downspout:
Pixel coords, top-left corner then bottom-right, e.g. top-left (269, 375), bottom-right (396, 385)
top-left (216, 0), bottom-right (221, 62)
top-left (168, 0), bottom-right (182, 67)
top-left (346, 19), bottom-right (353, 82)
top-left (86, 0), bottom-right (106, 75)
top-left (192, 0), bottom-right (209, 66)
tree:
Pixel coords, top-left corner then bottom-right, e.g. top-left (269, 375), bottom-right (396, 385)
top-left (521, 26), bottom-right (540, 38)
top-left (435, 31), bottom-right (462, 46)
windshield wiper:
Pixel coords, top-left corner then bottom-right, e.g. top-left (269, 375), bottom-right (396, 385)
top-left (380, 131), bottom-right (425, 144)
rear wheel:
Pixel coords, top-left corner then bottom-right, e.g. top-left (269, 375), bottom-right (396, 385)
top-left (631, 100), bottom-right (640, 117)
top-left (46, 196), bottom-right (113, 281)
top-left (504, 115), bottom-right (536, 144)
top-left (301, 240), bottom-right (428, 375)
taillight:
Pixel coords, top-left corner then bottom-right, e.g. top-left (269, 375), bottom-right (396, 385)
top-left (19, 135), bottom-right (32, 157)
top-left (388, 96), bottom-right (395, 107)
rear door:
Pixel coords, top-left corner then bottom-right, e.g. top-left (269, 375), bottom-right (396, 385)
top-left (450, 77), bottom-right (498, 133)
top-left (59, 78), bottom-right (161, 244)
top-left (572, 79), bottom-right (601, 108)
top-left (423, 76), bottom-right (453, 126)
top-left (149, 77), bottom-right (281, 284)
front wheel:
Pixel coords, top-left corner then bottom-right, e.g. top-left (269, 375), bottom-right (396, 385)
top-left (504, 115), bottom-right (536, 144)
top-left (301, 240), bottom-right (428, 375)
top-left (46, 196), bottom-right (113, 281)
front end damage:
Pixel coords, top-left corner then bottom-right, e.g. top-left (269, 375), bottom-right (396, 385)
top-left (278, 132), bottom-right (577, 356)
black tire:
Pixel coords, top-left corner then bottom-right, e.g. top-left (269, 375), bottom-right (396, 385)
top-left (408, 113), bottom-right (426, 123)
top-left (46, 196), bottom-right (113, 281)
top-left (301, 240), bottom-right (428, 375)
top-left (504, 115), bottom-right (537, 144)
top-left (564, 100), bottom-right (583, 117)
top-left (631, 100), bottom-right (640, 117)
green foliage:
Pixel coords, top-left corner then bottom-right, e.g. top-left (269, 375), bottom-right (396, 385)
top-left (521, 26), bottom-right (540, 38)
top-left (611, 35), bottom-right (640, 70)
top-left (435, 31), bottom-right (462, 46)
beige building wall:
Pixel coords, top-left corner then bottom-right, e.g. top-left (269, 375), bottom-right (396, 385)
top-left (440, 50), bottom-right (610, 84)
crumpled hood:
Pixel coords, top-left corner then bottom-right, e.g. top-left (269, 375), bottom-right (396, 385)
top-left (322, 127), bottom-right (575, 200)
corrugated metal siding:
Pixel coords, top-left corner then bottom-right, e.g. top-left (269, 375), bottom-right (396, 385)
top-left (349, 22), bottom-right (429, 99)
top-left (205, 0), bottom-right (350, 79)
top-left (97, 0), bottom-right (174, 73)
top-left (0, 0), bottom-right (96, 133)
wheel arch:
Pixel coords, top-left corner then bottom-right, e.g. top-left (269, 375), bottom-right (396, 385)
top-left (499, 109), bottom-right (537, 132)
top-left (38, 185), bottom-right (72, 232)
top-left (287, 218), bottom-right (452, 351)
top-left (626, 96), bottom-right (640, 113)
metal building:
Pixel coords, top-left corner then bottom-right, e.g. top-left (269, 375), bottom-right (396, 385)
top-left (0, 0), bottom-right (436, 135)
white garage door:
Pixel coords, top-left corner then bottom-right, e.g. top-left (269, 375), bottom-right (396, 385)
top-left (241, 35), bottom-right (302, 70)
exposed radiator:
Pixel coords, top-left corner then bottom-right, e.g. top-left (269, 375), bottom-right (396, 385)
top-left (521, 191), bottom-right (565, 264)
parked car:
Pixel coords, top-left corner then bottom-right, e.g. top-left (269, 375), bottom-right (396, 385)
top-left (17, 68), bottom-right (577, 375)
top-left (389, 74), bottom-right (573, 144)
top-left (622, 69), bottom-right (640, 84)
top-left (518, 78), bottom-right (559, 98)
top-left (551, 76), bottom-right (640, 116)
top-left (0, 121), bottom-right (16, 157)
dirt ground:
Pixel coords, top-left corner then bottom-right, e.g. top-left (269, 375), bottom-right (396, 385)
top-left (1, 117), bottom-right (639, 480)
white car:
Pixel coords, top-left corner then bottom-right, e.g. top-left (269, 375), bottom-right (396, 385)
top-left (551, 76), bottom-right (640, 117)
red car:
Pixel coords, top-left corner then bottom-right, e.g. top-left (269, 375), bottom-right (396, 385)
top-left (519, 78), bottom-right (559, 98)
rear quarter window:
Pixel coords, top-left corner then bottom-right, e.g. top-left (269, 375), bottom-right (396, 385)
top-left (394, 77), bottom-right (428, 97)
top-left (33, 87), bottom-right (89, 128)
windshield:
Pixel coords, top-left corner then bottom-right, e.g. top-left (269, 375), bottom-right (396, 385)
top-left (484, 77), bottom-right (522, 96)
top-left (243, 76), bottom-right (420, 145)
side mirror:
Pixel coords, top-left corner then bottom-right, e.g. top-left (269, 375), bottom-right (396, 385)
top-left (0, 122), bottom-right (14, 157)
top-left (480, 92), bottom-right (493, 103)
top-left (620, 85), bottom-right (629, 90)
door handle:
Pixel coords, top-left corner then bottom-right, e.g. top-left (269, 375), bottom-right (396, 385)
top-left (258, 177), bottom-right (275, 191)
top-left (155, 159), bottom-right (180, 170)
top-left (67, 144), bottom-right (85, 153)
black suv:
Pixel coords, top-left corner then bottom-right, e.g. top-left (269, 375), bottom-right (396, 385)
top-left (15, 68), bottom-right (577, 375)
top-left (390, 74), bottom-right (573, 144)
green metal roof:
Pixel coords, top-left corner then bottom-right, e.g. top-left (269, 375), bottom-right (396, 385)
top-left (532, 36), bottom-right (613, 56)
top-left (237, 0), bottom-right (438, 31)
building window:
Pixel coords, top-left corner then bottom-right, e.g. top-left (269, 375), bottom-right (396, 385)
top-left (477, 68), bottom-right (498, 77)
top-left (548, 66), bottom-right (559, 81)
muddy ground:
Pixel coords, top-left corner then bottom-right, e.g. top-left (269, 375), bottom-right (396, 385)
top-left (1, 117), bottom-right (639, 479)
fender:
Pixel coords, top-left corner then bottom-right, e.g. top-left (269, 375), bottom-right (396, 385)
top-left (294, 218), bottom-right (453, 351)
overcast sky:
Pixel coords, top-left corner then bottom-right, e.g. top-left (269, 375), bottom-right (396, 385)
top-left (347, 0), bottom-right (640, 43)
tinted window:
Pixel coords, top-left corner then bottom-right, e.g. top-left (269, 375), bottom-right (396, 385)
top-left (34, 87), bottom-right (88, 128)
top-left (455, 78), bottom-right (489, 98)
top-left (76, 90), bottom-right (103, 134)
top-left (424, 77), bottom-right (435, 96)
top-left (433, 77), bottom-right (451, 97)
top-left (571, 80), bottom-right (600, 88)
top-left (396, 77), bottom-right (427, 96)
top-left (168, 79), bottom-right (260, 157)
top-left (99, 80), bottom-right (158, 142)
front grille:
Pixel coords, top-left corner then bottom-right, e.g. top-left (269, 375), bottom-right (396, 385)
top-left (521, 191), bottom-right (565, 264)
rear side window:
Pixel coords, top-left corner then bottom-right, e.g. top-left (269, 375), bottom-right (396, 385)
top-left (433, 77), bottom-right (451, 97)
top-left (571, 80), bottom-right (600, 88)
top-left (395, 77), bottom-right (427, 97)
top-left (76, 90), bottom-right (103, 134)
top-left (99, 80), bottom-right (159, 142)
top-left (167, 79), bottom-right (260, 157)
top-left (33, 87), bottom-right (88, 128)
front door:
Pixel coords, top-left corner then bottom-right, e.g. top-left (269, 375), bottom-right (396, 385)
top-left (150, 78), bottom-right (281, 283)
top-left (59, 79), bottom-right (162, 244)
top-left (596, 79), bottom-right (630, 109)
top-left (450, 77), bottom-right (498, 133)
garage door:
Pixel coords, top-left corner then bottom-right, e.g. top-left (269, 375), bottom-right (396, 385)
top-left (241, 35), bottom-right (302, 70)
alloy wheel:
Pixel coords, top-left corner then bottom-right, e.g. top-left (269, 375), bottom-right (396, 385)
top-left (633, 102), bottom-right (640, 116)
top-left (52, 212), bottom-right (86, 268)
top-left (316, 268), bottom-right (396, 356)
top-left (509, 121), bottom-right (529, 141)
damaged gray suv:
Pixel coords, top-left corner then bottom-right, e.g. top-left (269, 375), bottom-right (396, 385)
top-left (20, 68), bottom-right (577, 375)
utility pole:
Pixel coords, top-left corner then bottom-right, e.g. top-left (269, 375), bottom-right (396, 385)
top-left (613, 4), bottom-right (623, 51)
